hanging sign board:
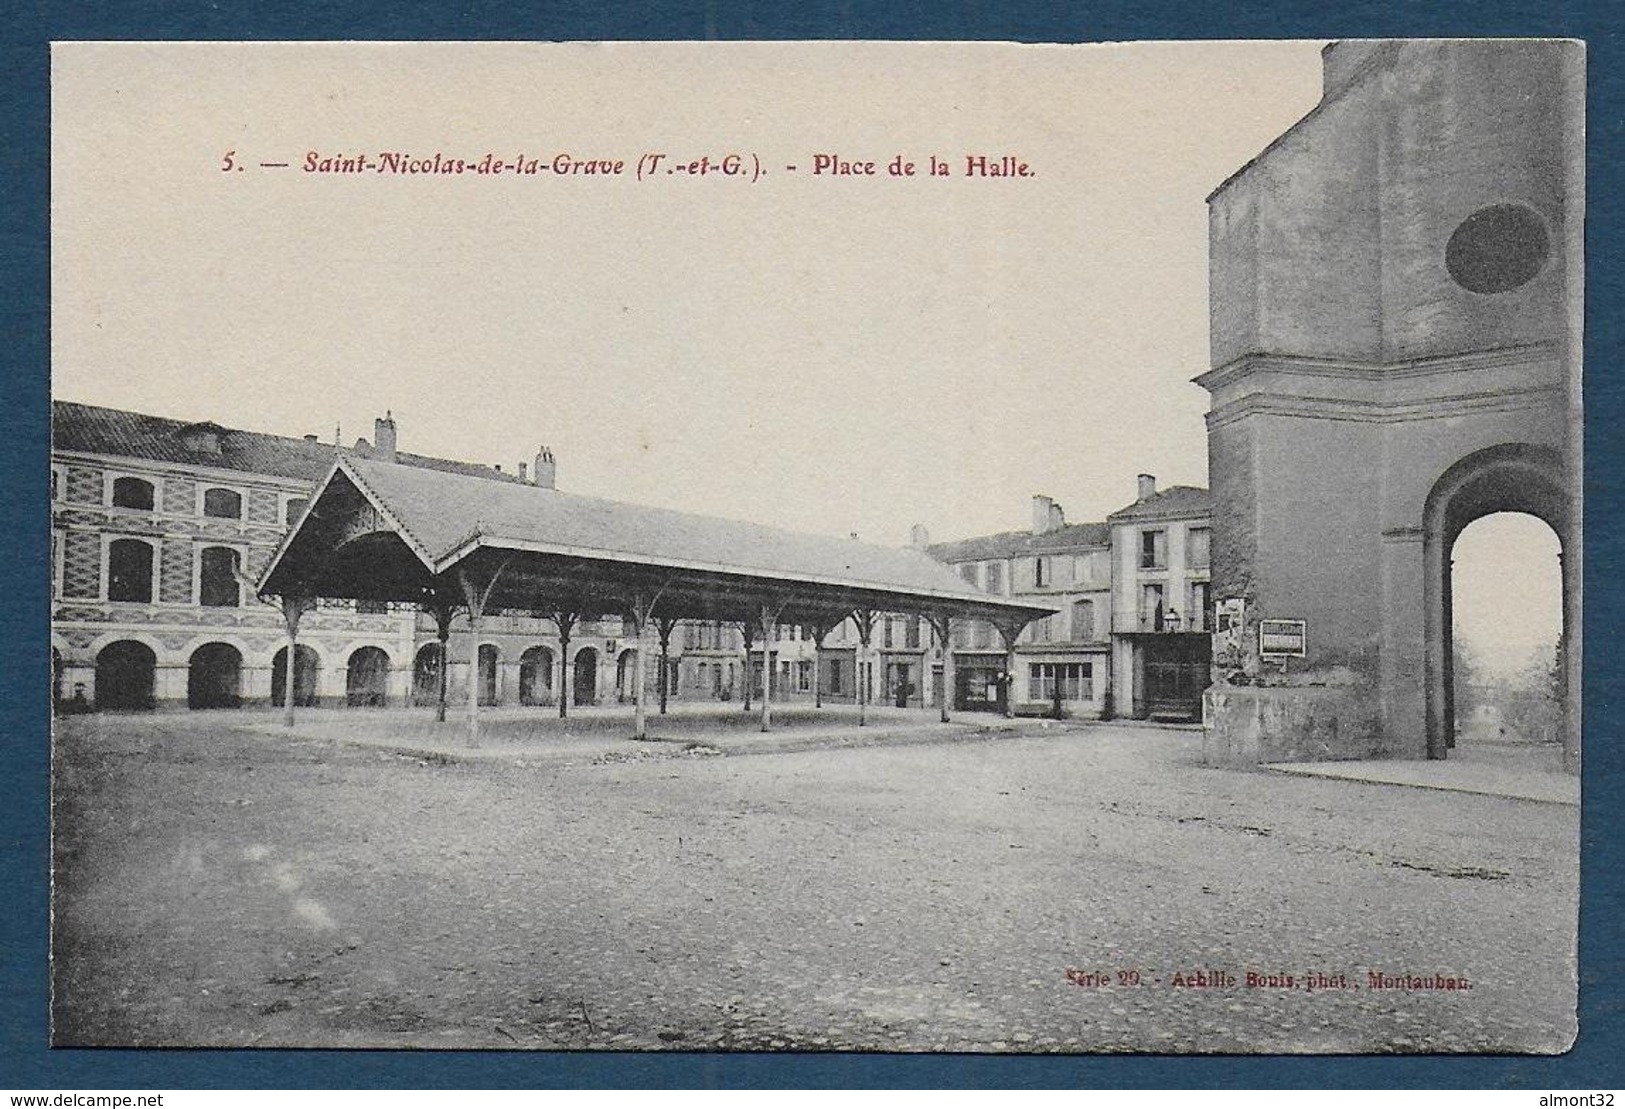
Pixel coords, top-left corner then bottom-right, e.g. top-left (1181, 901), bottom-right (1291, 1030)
top-left (1258, 619), bottom-right (1307, 657)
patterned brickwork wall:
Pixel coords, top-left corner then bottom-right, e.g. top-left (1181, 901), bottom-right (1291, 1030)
top-left (61, 531), bottom-right (101, 598)
top-left (247, 488), bottom-right (280, 526)
top-left (160, 539), bottom-right (193, 605)
top-left (194, 517), bottom-right (247, 542)
top-left (243, 545), bottom-right (274, 581)
top-left (161, 475), bottom-right (195, 516)
top-left (65, 465), bottom-right (101, 505)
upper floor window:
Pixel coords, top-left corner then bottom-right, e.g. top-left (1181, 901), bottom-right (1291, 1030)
top-left (203, 487), bottom-right (243, 519)
top-left (1034, 556), bottom-right (1050, 589)
top-left (1141, 582), bottom-right (1166, 629)
top-left (1140, 529), bottom-right (1168, 570)
top-left (905, 617), bottom-right (921, 650)
top-left (1187, 527), bottom-right (1211, 570)
top-left (984, 562), bottom-right (1005, 595)
top-left (198, 546), bottom-right (241, 607)
top-left (107, 538), bottom-right (154, 603)
top-left (1189, 581), bottom-right (1212, 632)
top-left (959, 563), bottom-right (979, 587)
top-left (111, 476), bottom-right (155, 511)
top-left (1071, 599), bottom-right (1095, 643)
top-left (284, 497), bottom-right (309, 526)
top-left (1075, 550), bottom-right (1110, 587)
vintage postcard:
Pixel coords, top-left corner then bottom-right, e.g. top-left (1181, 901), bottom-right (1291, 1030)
top-left (48, 39), bottom-right (1581, 1054)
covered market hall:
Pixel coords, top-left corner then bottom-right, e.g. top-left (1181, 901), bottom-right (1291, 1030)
top-left (258, 454), bottom-right (1055, 744)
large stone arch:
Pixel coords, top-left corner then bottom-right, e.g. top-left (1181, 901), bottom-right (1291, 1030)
top-left (1422, 443), bottom-right (1569, 760)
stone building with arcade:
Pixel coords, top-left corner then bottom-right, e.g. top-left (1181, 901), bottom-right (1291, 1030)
top-left (53, 397), bottom-right (1220, 726)
top-left (1197, 39), bottom-right (1582, 767)
top-left (50, 401), bottom-right (999, 718)
top-left (49, 401), bottom-right (634, 713)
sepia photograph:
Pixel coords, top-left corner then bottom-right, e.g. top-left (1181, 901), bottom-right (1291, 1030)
top-left (47, 38), bottom-right (1582, 1055)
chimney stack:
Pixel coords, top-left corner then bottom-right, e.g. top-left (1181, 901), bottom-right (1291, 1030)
top-left (1137, 473), bottom-right (1157, 502)
top-left (1032, 494), bottom-right (1055, 535)
top-left (909, 523), bottom-right (930, 549)
top-left (534, 446), bottom-right (557, 489)
top-left (374, 412), bottom-right (398, 464)
top-left (303, 433), bottom-right (318, 443)
top-left (1050, 501), bottom-right (1066, 532)
top-left (518, 461), bottom-right (528, 482)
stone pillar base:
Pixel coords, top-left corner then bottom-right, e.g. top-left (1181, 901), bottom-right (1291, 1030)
top-left (1202, 685), bottom-right (1390, 767)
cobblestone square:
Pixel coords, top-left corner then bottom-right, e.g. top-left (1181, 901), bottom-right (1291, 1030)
top-left (50, 709), bottom-right (1578, 1053)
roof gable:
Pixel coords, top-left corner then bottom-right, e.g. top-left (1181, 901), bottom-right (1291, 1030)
top-left (1107, 485), bottom-right (1213, 522)
top-left (263, 455), bottom-right (1054, 622)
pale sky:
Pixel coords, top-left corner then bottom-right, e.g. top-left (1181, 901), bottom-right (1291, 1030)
top-left (51, 39), bottom-right (1327, 545)
top-left (1453, 513), bottom-right (1564, 679)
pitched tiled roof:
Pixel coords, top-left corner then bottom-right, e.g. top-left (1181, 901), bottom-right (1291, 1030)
top-left (52, 400), bottom-right (519, 485)
top-left (1107, 485), bottom-right (1212, 521)
top-left (320, 455), bottom-right (1048, 611)
top-left (926, 521), bottom-right (1111, 563)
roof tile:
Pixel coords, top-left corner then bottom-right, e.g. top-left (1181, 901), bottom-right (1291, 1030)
top-left (338, 455), bottom-right (1035, 606)
top-left (52, 400), bottom-right (519, 485)
top-left (1106, 485), bottom-right (1212, 521)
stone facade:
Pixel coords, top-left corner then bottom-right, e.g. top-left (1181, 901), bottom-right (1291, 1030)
top-left (1107, 479), bottom-right (1213, 722)
top-left (1198, 40), bottom-right (1582, 765)
top-left (927, 483), bottom-right (1210, 720)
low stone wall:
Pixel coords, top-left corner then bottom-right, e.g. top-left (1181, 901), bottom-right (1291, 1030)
top-left (1202, 684), bottom-right (1389, 767)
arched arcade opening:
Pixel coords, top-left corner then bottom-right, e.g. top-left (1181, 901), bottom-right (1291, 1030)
top-left (477, 644), bottom-right (500, 705)
top-left (573, 647), bottom-right (598, 706)
top-left (1423, 444), bottom-right (1572, 761)
top-left (95, 640), bottom-right (156, 711)
top-left (272, 645), bottom-right (321, 708)
top-left (346, 646), bottom-right (391, 707)
top-left (616, 648), bottom-right (639, 703)
top-left (187, 642), bottom-right (243, 709)
top-left (519, 646), bottom-right (554, 706)
top-left (412, 643), bottom-right (442, 706)
top-left (1449, 513), bottom-right (1563, 752)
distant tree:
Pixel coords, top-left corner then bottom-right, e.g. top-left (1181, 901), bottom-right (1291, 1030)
top-left (1451, 637), bottom-right (1483, 731)
top-left (1500, 645), bottom-right (1562, 744)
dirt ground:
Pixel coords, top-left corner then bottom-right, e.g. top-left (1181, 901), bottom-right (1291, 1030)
top-left (50, 707), bottom-right (1579, 1053)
